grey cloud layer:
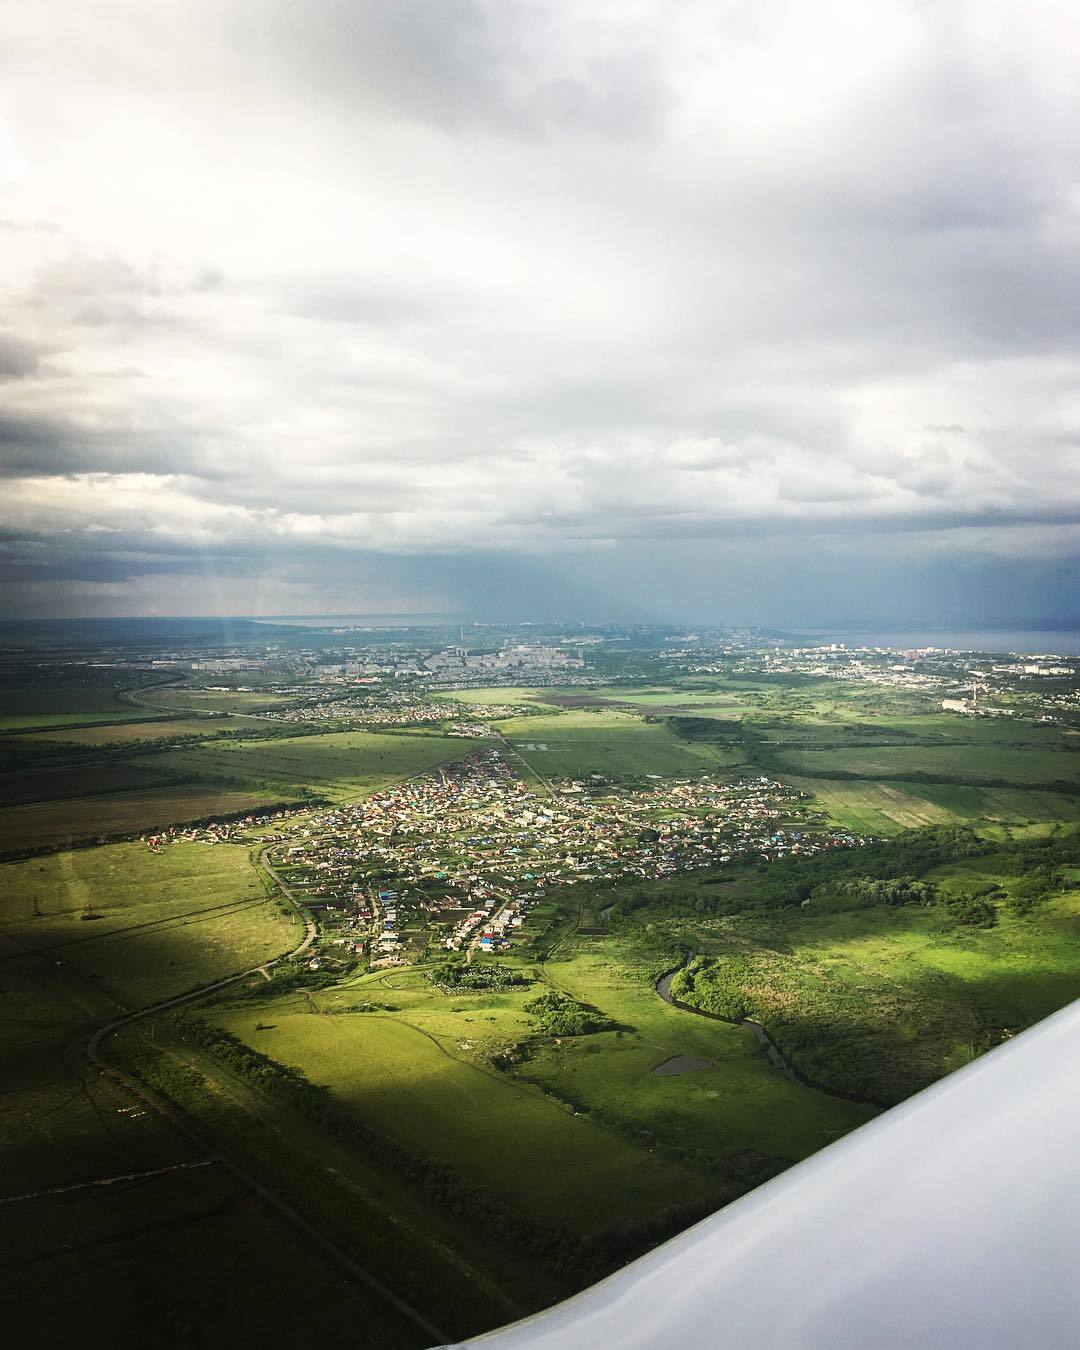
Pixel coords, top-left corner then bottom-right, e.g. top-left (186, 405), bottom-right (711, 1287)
top-left (1, 0), bottom-right (1079, 616)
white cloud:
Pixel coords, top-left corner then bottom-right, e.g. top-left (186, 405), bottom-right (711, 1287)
top-left (0, 1), bottom-right (1078, 616)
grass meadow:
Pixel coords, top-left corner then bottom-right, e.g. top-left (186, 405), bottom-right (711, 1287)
top-left (774, 742), bottom-right (1079, 787)
top-left (515, 932), bottom-right (873, 1165)
top-left (0, 817), bottom-right (450, 1345)
top-left (208, 985), bottom-right (719, 1236)
top-left (151, 728), bottom-right (482, 800)
top-left (0, 760), bottom-right (177, 808)
top-left (495, 709), bottom-right (746, 778)
top-left (25, 715), bottom-right (247, 745)
top-left (0, 840), bottom-right (300, 1004)
top-left (665, 865), bottom-right (1080, 1104)
top-left (786, 776), bottom-right (1080, 836)
top-left (1, 1163), bottom-right (422, 1349)
top-left (0, 785), bottom-right (290, 854)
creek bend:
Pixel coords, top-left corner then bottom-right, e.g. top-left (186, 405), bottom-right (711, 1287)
top-left (655, 955), bottom-right (885, 1109)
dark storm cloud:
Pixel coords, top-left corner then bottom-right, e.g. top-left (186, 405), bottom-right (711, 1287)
top-left (0, 333), bottom-right (47, 380)
top-left (0, 409), bottom-right (201, 478)
top-left (0, 548), bottom-right (207, 584)
top-left (0, 412), bottom-right (88, 473)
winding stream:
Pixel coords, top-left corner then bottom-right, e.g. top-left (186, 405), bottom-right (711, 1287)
top-left (655, 955), bottom-right (883, 1107)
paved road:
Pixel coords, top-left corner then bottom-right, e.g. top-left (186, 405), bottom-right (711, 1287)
top-left (84, 848), bottom-right (448, 1346)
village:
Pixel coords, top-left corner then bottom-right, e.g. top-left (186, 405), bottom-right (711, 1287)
top-left (686, 642), bottom-right (1080, 720)
top-left (141, 802), bottom-right (313, 851)
top-left (247, 689), bottom-right (535, 732)
top-left (266, 749), bottom-right (868, 969)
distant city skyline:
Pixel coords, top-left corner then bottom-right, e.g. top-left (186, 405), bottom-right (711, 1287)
top-left (2, 2), bottom-right (1079, 623)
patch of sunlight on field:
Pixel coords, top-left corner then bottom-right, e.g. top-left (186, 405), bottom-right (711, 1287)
top-left (209, 1000), bottom-right (709, 1235)
top-left (1, 840), bottom-right (298, 1004)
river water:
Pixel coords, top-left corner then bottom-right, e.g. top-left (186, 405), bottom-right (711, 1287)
top-left (655, 959), bottom-right (884, 1107)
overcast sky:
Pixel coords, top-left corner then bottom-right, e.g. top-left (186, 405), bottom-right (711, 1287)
top-left (2, 0), bottom-right (1079, 625)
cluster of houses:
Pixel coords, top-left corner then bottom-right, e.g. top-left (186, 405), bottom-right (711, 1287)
top-left (246, 690), bottom-right (532, 730)
top-left (264, 749), bottom-right (867, 967)
top-left (140, 803), bottom-right (308, 852)
top-left (446, 891), bottom-right (531, 954)
top-left (687, 644), bottom-right (1080, 723)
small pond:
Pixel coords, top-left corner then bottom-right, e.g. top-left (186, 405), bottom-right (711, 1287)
top-left (652, 1055), bottom-right (712, 1077)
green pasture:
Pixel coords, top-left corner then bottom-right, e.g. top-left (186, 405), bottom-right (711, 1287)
top-left (0, 837), bottom-right (304, 1295)
top-left (0, 711), bottom-right (163, 732)
top-left (786, 777), bottom-right (1080, 836)
top-left (26, 716), bottom-right (246, 745)
top-left (665, 875), bottom-right (1080, 1104)
top-left (1, 997), bottom-right (195, 1190)
top-left (0, 784), bottom-right (288, 854)
top-left (868, 714), bottom-right (1076, 746)
top-left (208, 982), bottom-right (716, 1236)
top-left (136, 686), bottom-right (300, 715)
top-left (0, 826), bottom-right (445, 1345)
top-left (0, 840), bottom-right (299, 1005)
top-left (516, 933), bottom-right (873, 1166)
top-left (759, 712), bottom-right (1071, 748)
top-left (0, 760), bottom-right (174, 807)
top-left (0, 1125), bottom-right (421, 1348)
top-left (151, 729), bottom-right (480, 801)
top-left (773, 742), bottom-right (1079, 788)
top-left (495, 710), bottom-right (745, 778)
top-left (0, 687), bottom-right (137, 725)
top-left (434, 686), bottom-right (567, 707)
top-left (542, 686), bottom-right (750, 719)
top-left (115, 1013), bottom-right (561, 1339)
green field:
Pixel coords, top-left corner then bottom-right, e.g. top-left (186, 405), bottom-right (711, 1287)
top-left (774, 742), bottom-right (1079, 787)
top-left (0, 784), bottom-right (291, 854)
top-left (542, 687), bottom-right (751, 719)
top-left (26, 715), bottom-right (247, 745)
top-left (0, 711), bottom-right (164, 732)
top-left (1, 1164), bottom-right (424, 1349)
top-left (441, 683), bottom-right (752, 720)
top-left (136, 686), bottom-right (303, 715)
top-left (663, 842), bottom-right (1080, 1104)
top-left (496, 710), bottom-right (745, 779)
top-left (0, 692), bottom-right (139, 723)
top-left (1, 840), bottom-right (298, 1194)
top-left (787, 776), bottom-right (1080, 836)
top-left (191, 913), bottom-right (874, 1292)
top-left (435, 686), bottom-right (568, 707)
top-left (0, 840), bottom-right (300, 1005)
top-left (151, 729), bottom-right (484, 801)
top-left (207, 986), bottom-right (720, 1236)
top-left (0, 760), bottom-right (175, 807)
top-left (516, 932), bottom-right (872, 1165)
top-left (0, 833), bottom-right (430, 1347)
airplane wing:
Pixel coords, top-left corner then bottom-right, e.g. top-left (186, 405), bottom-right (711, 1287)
top-left (440, 999), bottom-right (1080, 1348)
